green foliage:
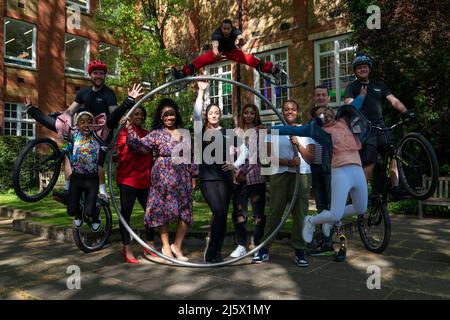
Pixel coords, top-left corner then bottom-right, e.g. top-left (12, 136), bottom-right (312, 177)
top-left (0, 136), bottom-right (28, 191)
top-left (345, 0), bottom-right (450, 168)
top-left (95, 0), bottom-right (192, 88)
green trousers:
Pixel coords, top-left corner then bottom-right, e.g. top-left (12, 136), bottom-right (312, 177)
top-left (262, 172), bottom-right (312, 250)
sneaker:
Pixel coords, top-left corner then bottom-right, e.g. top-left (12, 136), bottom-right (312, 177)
top-left (294, 249), bottom-right (309, 267)
top-left (251, 247), bottom-right (269, 264)
top-left (307, 245), bottom-right (335, 256)
top-left (73, 217), bottom-right (83, 228)
top-left (205, 253), bottom-right (224, 264)
top-left (91, 216), bottom-right (102, 232)
top-left (270, 63), bottom-right (280, 75)
top-left (230, 245), bottom-right (247, 258)
top-left (334, 246), bottom-right (346, 262)
top-left (171, 66), bottom-right (186, 80)
top-left (302, 216), bottom-right (315, 244)
top-left (390, 186), bottom-right (410, 201)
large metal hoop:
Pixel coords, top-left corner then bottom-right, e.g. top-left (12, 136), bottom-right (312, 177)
top-left (107, 75), bottom-right (301, 267)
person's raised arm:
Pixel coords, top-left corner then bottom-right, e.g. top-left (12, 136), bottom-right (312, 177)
top-left (107, 83), bottom-right (144, 129)
top-left (194, 81), bottom-right (208, 121)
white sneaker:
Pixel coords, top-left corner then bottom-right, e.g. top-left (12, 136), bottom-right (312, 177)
top-left (91, 217), bottom-right (102, 233)
top-left (302, 216), bottom-right (315, 243)
top-left (230, 245), bottom-right (247, 258)
top-left (73, 217), bottom-right (83, 228)
top-left (322, 223), bottom-right (333, 238)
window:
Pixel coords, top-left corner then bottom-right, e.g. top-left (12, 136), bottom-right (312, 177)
top-left (4, 103), bottom-right (35, 138)
top-left (254, 48), bottom-right (289, 111)
top-left (65, 0), bottom-right (90, 14)
top-left (65, 34), bottom-right (89, 76)
top-left (206, 62), bottom-right (233, 116)
top-left (98, 43), bottom-right (120, 77)
top-left (314, 35), bottom-right (356, 107)
top-left (4, 18), bottom-right (36, 68)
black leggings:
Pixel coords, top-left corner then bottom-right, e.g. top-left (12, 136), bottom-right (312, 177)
top-left (119, 184), bottom-right (154, 245)
top-left (67, 173), bottom-right (99, 220)
top-left (232, 183), bottom-right (267, 246)
top-left (200, 180), bottom-right (233, 258)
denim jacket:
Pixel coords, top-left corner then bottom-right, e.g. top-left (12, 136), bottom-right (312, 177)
top-left (271, 95), bottom-right (371, 174)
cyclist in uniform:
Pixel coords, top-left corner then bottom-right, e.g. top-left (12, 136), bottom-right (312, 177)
top-left (344, 53), bottom-right (415, 198)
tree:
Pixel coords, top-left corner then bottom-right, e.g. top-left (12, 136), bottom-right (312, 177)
top-left (95, 0), bottom-right (197, 128)
top-left (96, 0), bottom-right (192, 87)
top-left (345, 0), bottom-right (450, 172)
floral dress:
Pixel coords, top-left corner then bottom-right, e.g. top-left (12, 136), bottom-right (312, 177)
top-left (127, 128), bottom-right (197, 228)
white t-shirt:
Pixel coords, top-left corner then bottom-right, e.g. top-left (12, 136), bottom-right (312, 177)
top-left (266, 130), bottom-right (314, 175)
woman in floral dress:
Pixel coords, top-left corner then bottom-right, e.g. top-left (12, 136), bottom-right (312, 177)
top-left (126, 98), bottom-right (197, 262)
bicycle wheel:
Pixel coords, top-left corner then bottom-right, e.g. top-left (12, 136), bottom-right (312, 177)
top-left (258, 67), bottom-right (307, 89)
top-left (72, 199), bottom-right (112, 253)
top-left (358, 199), bottom-right (391, 253)
top-left (12, 138), bottom-right (62, 202)
top-left (397, 132), bottom-right (439, 200)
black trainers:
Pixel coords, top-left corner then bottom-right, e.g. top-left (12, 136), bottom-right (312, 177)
top-left (251, 247), bottom-right (269, 264)
top-left (294, 249), bottom-right (309, 267)
top-left (308, 244), bottom-right (335, 257)
top-left (171, 66), bottom-right (186, 79)
top-left (390, 186), bottom-right (410, 201)
top-left (270, 63), bottom-right (280, 75)
top-left (205, 253), bottom-right (224, 264)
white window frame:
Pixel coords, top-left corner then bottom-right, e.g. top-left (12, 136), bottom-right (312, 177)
top-left (314, 34), bottom-right (357, 107)
top-left (98, 42), bottom-right (121, 78)
top-left (205, 61), bottom-right (233, 118)
top-left (65, 34), bottom-right (90, 77)
top-left (4, 18), bottom-right (37, 69)
top-left (253, 47), bottom-right (289, 115)
top-left (4, 103), bottom-right (35, 138)
top-left (65, 0), bottom-right (90, 14)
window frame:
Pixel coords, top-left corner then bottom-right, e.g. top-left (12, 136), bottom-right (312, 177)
top-left (205, 61), bottom-right (234, 118)
top-left (98, 42), bottom-right (121, 78)
top-left (65, 0), bottom-right (90, 14)
top-left (4, 102), bottom-right (36, 138)
top-left (4, 18), bottom-right (37, 69)
top-left (253, 47), bottom-right (289, 115)
top-left (314, 34), bottom-right (357, 107)
top-left (64, 33), bottom-right (90, 77)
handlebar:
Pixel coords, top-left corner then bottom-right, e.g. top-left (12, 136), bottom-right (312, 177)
top-left (371, 117), bottom-right (412, 132)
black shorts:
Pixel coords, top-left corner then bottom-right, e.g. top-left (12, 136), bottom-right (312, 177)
top-left (359, 129), bottom-right (393, 166)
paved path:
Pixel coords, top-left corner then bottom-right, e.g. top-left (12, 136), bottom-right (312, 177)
top-left (1, 216), bottom-right (449, 300)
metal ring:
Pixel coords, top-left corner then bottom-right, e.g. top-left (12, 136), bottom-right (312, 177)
top-left (107, 75), bottom-right (301, 267)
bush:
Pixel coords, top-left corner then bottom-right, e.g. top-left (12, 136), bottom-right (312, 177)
top-left (0, 136), bottom-right (28, 192)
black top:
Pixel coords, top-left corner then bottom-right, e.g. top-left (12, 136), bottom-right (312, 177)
top-left (344, 80), bottom-right (391, 121)
top-left (75, 85), bottom-right (117, 117)
top-left (199, 128), bottom-right (233, 182)
top-left (211, 27), bottom-right (242, 52)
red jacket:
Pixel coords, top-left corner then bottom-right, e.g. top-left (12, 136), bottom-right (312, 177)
top-left (115, 127), bottom-right (152, 189)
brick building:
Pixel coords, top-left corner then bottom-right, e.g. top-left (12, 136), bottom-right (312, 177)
top-left (165, 0), bottom-right (356, 124)
top-left (1, 0), bottom-right (119, 139)
top-left (1, 0), bottom-right (357, 139)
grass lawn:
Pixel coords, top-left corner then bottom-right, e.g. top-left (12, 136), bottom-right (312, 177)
top-left (0, 192), bottom-right (306, 233)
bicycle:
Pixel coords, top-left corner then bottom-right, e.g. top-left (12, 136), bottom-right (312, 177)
top-left (12, 135), bottom-right (112, 253)
top-left (357, 116), bottom-right (439, 253)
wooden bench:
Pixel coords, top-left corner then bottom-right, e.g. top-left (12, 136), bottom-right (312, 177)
top-left (418, 177), bottom-right (450, 219)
